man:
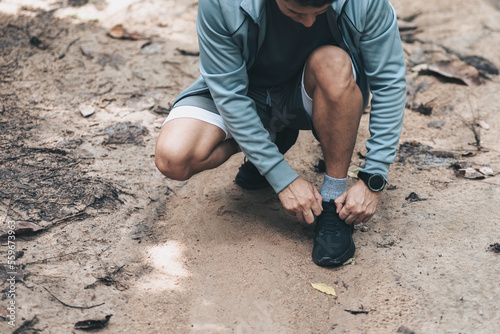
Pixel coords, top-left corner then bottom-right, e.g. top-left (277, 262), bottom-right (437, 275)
top-left (155, 0), bottom-right (406, 266)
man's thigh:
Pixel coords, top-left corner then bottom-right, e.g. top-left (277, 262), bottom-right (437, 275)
top-left (156, 94), bottom-right (228, 160)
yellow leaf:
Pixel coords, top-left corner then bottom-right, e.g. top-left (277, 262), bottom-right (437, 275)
top-left (348, 165), bottom-right (362, 178)
top-left (310, 282), bottom-right (336, 296)
top-left (342, 258), bottom-right (356, 266)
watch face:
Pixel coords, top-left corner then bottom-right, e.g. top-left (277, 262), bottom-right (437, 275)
top-left (369, 175), bottom-right (385, 191)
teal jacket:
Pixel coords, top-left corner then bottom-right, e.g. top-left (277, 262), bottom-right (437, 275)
top-left (175, 0), bottom-right (407, 193)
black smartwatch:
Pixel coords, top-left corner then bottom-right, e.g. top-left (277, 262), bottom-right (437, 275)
top-left (357, 171), bottom-right (386, 192)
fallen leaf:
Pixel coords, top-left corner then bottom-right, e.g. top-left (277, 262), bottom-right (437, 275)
top-left (141, 42), bottom-right (162, 55)
top-left (397, 19), bottom-right (417, 31)
top-left (348, 165), bottom-right (362, 178)
top-left (342, 258), bottom-right (356, 266)
top-left (176, 48), bottom-right (199, 56)
top-left (107, 24), bottom-right (146, 40)
top-left (0, 221), bottom-right (43, 238)
top-left (75, 315), bottom-right (112, 330)
top-left (428, 60), bottom-right (481, 86)
top-left (460, 55), bottom-right (499, 78)
top-left (405, 192), bottom-right (426, 202)
top-left (310, 283), bottom-right (336, 296)
top-left (479, 167), bottom-right (494, 176)
top-left (414, 101), bottom-right (433, 115)
top-left (475, 120), bottom-right (490, 130)
top-left (459, 168), bottom-right (485, 179)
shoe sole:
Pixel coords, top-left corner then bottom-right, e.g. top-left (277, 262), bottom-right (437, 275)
top-left (312, 240), bottom-right (356, 267)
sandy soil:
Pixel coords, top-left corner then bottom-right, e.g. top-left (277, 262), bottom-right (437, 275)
top-left (0, 0), bottom-right (499, 333)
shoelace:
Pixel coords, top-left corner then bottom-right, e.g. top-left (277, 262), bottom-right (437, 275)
top-left (318, 206), bottom-right (342, 234)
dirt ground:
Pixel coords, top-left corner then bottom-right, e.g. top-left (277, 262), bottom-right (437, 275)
top-left (0, 0), bottom-right (499, 333)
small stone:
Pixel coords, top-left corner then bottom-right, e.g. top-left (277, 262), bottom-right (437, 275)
top-left (141, 42), bottom-right (163, 55)
top-left (361, 226), bottom-right (369, 232)
top-left (79, 104), bottom-right (95, 117)
top-left (428, 120), bottom-right (445, 128)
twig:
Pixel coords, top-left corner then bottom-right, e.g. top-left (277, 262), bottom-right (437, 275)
top-left (12, 315), bottom-right (40, 334)
top-left (24, 249), bottom-right (88, 266)
top-left (466, 95), bottom-right (481, 150)
top-left (58, 37), bottom-right (81, 60)
top-left (1, 195), bottom-right (13, 225)
top-left (344, 309), bottom-right (370, 315)
top-left (41, 211), bottom-right (89, 232)
top-left (43, 287), bottom-right (105, 309)
top-left (97, 245), bottom-right (112, 256)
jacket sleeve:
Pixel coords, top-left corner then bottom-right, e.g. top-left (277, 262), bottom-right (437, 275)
top-left (357, 0), bottom-right (407, 179)
top-left (196, 0), bottom-right (298, 193)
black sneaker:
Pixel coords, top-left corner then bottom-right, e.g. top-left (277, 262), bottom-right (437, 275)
top-left (312, 200), bottom-right (355, 266)
top-left (234, 158), bottom-right (270, 190)
top-left (235, 128), bottom-right (299, 190)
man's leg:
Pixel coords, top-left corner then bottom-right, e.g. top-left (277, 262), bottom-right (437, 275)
top-left (155, 118), bottom-right (240, 181)
top-left (304, 45), bottom-right (363, 181)
top-left (303, 45), bottom-right (363, 266)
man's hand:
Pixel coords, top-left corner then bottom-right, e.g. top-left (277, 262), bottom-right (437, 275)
top-left (278, 177), bottom-right (323, 224)
top-left (334, 180), bottom-right (382, 224)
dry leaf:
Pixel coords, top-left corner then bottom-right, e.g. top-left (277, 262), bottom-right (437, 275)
top-left (459, 168), bottom-right (485, 179)
top-left (75, 315), bottom-right (112, 330)
top-left (428, 60), bottom-right (481, 86)
top-left (342, 258), bottom-right (356, 266)
top-left (476, 120), bottom-right (490, 130)
top-left (107, 24), bottom-right (146, 40)
top-left (398, 20), bottom-right (417, 31)
top-left (1, 221), bottom-right (43, 238)
top-left (348, 165), bottom-right (362, 178)
top-left (310, 283), bottom-right (336, 296)
top-left (479, 167), bottom-right (494, 176)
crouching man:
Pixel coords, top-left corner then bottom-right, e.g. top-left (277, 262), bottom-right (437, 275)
top-left (155, 0), bottom-right (406, 266)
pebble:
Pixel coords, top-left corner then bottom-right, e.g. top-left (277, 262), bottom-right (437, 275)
top-left (428, 120), bottom-right (445, 128)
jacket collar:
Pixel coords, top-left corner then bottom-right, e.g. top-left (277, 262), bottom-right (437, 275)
top-left (240, 0), bottom-right (266, 24)
top-left (331, 0), bottom-right (347, 14)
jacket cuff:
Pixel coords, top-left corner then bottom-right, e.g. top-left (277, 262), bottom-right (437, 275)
top-left (264, 160), bottom-right (299, 193)
top-left (361, 159), bottom-right (390, 181)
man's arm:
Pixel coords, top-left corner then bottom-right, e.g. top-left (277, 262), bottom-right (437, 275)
top-left (197, 0), bottom-right (299, 193)
top-left (336, 0), bottom-right (406, 224)
top-left (357, 0), bottom-right (407, 178)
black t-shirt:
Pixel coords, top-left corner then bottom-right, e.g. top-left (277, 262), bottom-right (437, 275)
top-left (247, 0), bottom-right (335, 88)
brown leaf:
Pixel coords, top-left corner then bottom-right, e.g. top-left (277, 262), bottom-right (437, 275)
top-left (107, 24), bottom-right (146, 40)
top-left (459, 168), bottom-right (485, 179)
top-left (75, 315), bottom-right (112, 330)
top-left (428, 60), bottom-right (481, 86)
top-left (398, 19), bottom-right (417, 31)
top-left (1, 221), bottom-right (43, 238)
top-left (414, 101), bottom-right (433, 115)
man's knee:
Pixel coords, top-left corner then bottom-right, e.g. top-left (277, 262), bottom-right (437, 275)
top-left (155, 144), bottom-right (194, 181)
top-left (306, 46), bottom-right (355, 98)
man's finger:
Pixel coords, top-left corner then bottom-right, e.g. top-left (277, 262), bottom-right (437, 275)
top-left (311, 190), bottom-right (323, 217)
top-left (334, 192), bottom-right (346, 214)
top-left (313, 187), bottom-right (323, 210)
top-left (303, 210), bottom-right (315, 224)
